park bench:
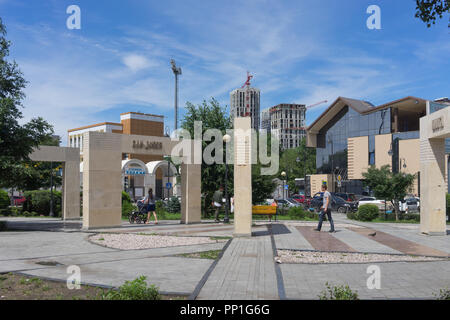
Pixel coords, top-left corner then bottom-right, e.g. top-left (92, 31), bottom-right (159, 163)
top-left (252, 205), bottom-right (278, 221)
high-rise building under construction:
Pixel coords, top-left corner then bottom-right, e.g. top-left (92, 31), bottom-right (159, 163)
top-left (230, 73), bottom-right (260, 130)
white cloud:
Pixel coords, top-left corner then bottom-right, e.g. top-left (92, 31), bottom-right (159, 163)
top-left (8, 1), bottom-right (449, 144)
top-left (122, 54), bottom-right (154, 72)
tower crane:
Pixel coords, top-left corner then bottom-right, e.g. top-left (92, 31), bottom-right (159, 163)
top-left (306, 100), bottom-right (328, 109)
top-left (241, 72), bottom-right (253, 117)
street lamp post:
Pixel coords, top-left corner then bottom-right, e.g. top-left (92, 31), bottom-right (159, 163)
top-left (170, 59), bottom-right (182, 131)
top-left (223, 134), bottom-right (231, 223)
top-left (281, 171), bottom-right (287, 215)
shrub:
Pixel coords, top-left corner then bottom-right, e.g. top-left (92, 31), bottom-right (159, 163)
top-left (155, 200), bottom-right (167, 219)
top-left (167, 196), bottom-right (180, 213)
top-left (0, 208), bottom-right (12, 217)
top-left (357, 204), bottom-right (379, 221)
top-left (122, 201), bottom-right (136, 218)
top-left (318, 282), bottom-right (359, 300)
top-left (288, 206), bottom-right (306, 220)
top-left (402, 213), bottom-right (420, 222)
top-left (0, 190), bottom-right (10, 209)
top-left (346, 211), bottom-right (358, 220)
top-left (304, 209), bottom-right (319, 220)
top-left (23, 190), bottom-right (62, 216)
top-left (100, 276), bottom-right (161, 300)
top-left (121, 191), bottom-right (136, 218)
top-left (10, 206), bottom-right (21, 216)
top-left (122, 191), bottom-right (132, 203)
top-left (446, 194), bottom-right (450, 221)
top-left (434, 288), bottom-right (450, 300)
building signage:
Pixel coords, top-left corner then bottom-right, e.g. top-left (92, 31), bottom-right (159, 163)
top-left (432, 117), bottom-right (444, 133)
top-left (125, 168), bottom-right (146, 175)
top-left (132, 140), bottom-right (163, 150)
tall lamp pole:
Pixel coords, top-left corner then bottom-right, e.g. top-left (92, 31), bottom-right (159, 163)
top-left (223, 134), bottom-right (231, 223)
top-left (171, 59), bottom-right (182, 131)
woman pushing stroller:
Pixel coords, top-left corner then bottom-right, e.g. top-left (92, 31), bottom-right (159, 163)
top-left (144, 188), bottom-right (158, 224)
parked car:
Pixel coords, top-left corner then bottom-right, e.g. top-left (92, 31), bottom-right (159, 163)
top-left (291, 194), bottom-right (306, 204)
top-left (287, 198), bottom-right (301, 206)
top-left (357, 197), bottom-right (392, 212)
top-left (334, 192), bottom-right (357, 202)
top-left (309, 192), bottom-right (355, 213)
top-left (399, 197), bottom-right (420, 213)
top-left (275, 199), bottom-right (298, 209)
top-left (12, 196), bottom-right (26, 206)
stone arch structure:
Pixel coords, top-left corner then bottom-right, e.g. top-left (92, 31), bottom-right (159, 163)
top-left (82, 131), bottom-right (201, 229)
top-left (29, 146), bottom-right (80, 220)
top-left (420, 105), bottom-right (449, 235)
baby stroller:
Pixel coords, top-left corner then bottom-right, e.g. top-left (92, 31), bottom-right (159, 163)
top-left (129, 199), bottom-right (148, 224)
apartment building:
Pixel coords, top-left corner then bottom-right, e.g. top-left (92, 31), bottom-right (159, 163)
top-left (270, 103), bottom-right (307, 149)
top-left (230, 87), bottom-right (261, 130)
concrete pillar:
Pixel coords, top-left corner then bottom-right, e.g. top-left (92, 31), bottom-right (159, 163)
top-left (82, 132), bottom-right (122, 229)
top-left (233, 117), bottom-right (252, 237)
top-left (62, 159), bottom-right (80, 220)
top-left (419, 107), bottom-right (449, 236)
top-left (420, 137), bottom-right (447, 235)
top-left (180, 163), bottom-right (201, 224)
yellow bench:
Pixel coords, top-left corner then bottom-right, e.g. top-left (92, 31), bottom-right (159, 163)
top-left (252, 205), bottom-right (278, 221)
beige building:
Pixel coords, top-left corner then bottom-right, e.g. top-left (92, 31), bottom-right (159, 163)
top-left (306, 96), bottom-right (449, 196)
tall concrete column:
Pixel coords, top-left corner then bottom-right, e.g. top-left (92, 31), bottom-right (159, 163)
top-left (419, 106), bottom-right (449, 235)
top-left (233, 117), bottom-right (252, 237)
top-left (62, 158), bottom-right (80, 220)
top-left (180, 163), bottom-right (201, 224)
top-left (82, 132), bottom-right (122, 229)
top-left (420, 138), bottom-right (447, 235)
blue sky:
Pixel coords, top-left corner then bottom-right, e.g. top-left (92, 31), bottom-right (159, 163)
top-left (0, 0), bottom-right (449, 145)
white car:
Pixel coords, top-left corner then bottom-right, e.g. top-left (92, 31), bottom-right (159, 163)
top-left (357, 197), bottom-right (392, 211)
top-left (398, 197), bottom-right (420, 213)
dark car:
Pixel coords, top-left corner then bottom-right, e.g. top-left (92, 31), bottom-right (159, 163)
top-left (334, 193), bottom-right (357, 202)
top-left (309, 192), bottom-right (355, 213)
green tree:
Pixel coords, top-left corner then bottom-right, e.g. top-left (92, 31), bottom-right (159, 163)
top-left (15, 136), bottom-right (62, 191)
top-left (415, 0), bottom-right (450, 27)
top-left (181, 98), bottom-right (231, 217)
top-left (181, 99), bottom-right (278, 214)
top-left (362, 165), bottom-right (416, 221)
top-left (0, 17), bottom-right (54, 191)
top-left (252, 131), bottom-right (277, 204)
top-left (278, 138), bottom-right (316, 193)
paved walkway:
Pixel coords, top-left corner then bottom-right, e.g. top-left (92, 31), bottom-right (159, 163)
top-left (197, 235), bottom-right (278, 300)
top-left (1, 216), bottom-right (449, 299)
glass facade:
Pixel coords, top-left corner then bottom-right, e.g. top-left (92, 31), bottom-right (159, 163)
top-left (316, 106), bottom-right (391, 173)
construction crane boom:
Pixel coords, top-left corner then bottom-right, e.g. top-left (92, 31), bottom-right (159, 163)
top-left (306, 100), bottom-right (327, 109)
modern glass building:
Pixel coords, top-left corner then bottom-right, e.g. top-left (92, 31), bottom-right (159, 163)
top-left (306, 96), bottom-right (449, 195)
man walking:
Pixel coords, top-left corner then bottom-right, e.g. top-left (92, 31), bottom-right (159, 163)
top-left (314, 184), bottom-right (335, 233)
top-left (212, 186), bottom-right (224, 223)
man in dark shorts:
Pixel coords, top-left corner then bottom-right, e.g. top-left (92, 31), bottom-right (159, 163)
top-left (314, 184), bottom-right (335, 233)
